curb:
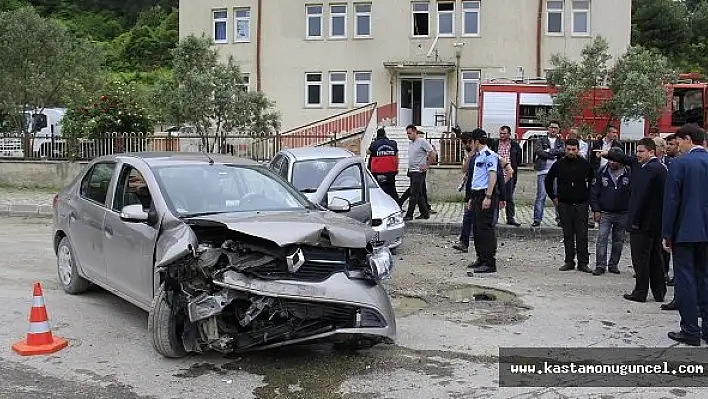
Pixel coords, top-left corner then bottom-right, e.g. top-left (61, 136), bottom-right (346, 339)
top-left (0, 204), bottom-right (53, 219)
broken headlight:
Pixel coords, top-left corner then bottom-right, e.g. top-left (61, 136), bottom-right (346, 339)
top-left (367, 245), bottom-right (394, 280)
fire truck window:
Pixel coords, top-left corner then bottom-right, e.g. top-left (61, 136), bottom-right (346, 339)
top-left (519, 105), bottom-right (552, 128)
top-left (672, 88), bottom-right (704, 126)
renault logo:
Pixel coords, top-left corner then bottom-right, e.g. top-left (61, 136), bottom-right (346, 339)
top-left (286, 248), bottom-right (306, 273)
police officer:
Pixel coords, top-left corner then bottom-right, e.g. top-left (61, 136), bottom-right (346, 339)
top-left (367, 128), bottom-right (400, 202)
top-left (464, 128), bottom-right (501, 275)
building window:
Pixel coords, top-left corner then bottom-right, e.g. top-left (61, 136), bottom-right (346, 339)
top-left (354, 3), bottom-right (372, 37)
top-left (572, 1), bottom-right (590, 35)
top-left (234, 8), bottom-right (250, 42)
top-left (213, 10), bottom-right (227, 43)
top-left (329, 72), bottom-right (347, 106)
top-left (238, 74), bottom-right (250, 91)
top-left (354, 71), bottom-right (372, 105)
top-left (330, 4), bottom-right (347, 38)
top-left (305, 73), bottom-right (322, 107)
top-left (412, 2), bottom-right (429, 37)
top-left (306, 5), bottom-right (323, 39)
top-left (462, 1), bottom-right (480, 36)
top-left (437, 2), bottom-right (454, 37)
top-left (546, 0), bottom-right (564, 34)
top-left (461, 71), bottom-right (480, 107)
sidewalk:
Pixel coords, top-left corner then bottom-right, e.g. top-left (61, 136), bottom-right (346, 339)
top-left (0, 188), bottom-right (55, 218)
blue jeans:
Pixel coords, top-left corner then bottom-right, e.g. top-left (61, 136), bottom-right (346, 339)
top-left (534, 173), bottom-right (558, 224)
top-left (595, 212), bottom-right (627, 269)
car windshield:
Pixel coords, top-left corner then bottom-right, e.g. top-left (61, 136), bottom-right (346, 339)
top-left (153, 163), bottom-right (313, 217)
top-left (291, 158), bottom-right (377, 192)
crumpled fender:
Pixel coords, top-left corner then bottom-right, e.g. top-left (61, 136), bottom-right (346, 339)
top-left (154, 218), bottom-right (198, 268)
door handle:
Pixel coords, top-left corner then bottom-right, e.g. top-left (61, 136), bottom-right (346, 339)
top-left (104, 225), bottom-right (113, 238)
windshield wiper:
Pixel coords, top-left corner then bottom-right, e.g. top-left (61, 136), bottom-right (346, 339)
top-left (179, 211), bottom-right (228, 219)
top-left (300, 188), bottom-right (318, 193)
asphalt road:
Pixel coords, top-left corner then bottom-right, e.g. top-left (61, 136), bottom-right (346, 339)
top-left (0, 217), bottom-right (705, 399)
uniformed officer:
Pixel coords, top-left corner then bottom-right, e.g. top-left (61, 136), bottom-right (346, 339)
top-left (367, 128), bottom-right (400, 202)
top-left (464, 128), bottom-right (501, 275)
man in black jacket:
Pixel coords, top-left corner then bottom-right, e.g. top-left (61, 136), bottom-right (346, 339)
top-left (589, 147), bottom-right (631, 276)
top-left (545, 138), bottom-right (595, 272)
top-left (589, 126), bottom-right (622, 171)
top-left (602, 138), bottom-right (667, 303)
top-left (490, 125), bottom-right (523, 226)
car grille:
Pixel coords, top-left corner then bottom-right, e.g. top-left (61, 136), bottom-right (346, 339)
top-left (247, 247), bottom-right (349, 282)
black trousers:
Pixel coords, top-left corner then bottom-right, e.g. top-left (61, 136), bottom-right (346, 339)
top-left (470, 190), bottom-right (498, 266)
top-left (557, 202), bottom-right (590, 267)
top-left (629, 233), bottom-right (667, 301)
top-left (404, 171), bottom-right (429, 218)
top-left (399, 172), bottom-right (430, 210)
top-left (373, 173), bottom-right (399, 203)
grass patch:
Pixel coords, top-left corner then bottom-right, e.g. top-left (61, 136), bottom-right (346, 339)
top-left (0, 182), bottom-right (61, 192)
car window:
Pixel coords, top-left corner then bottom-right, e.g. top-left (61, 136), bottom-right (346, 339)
top-left (291, 158), bottom-right (340, 192)
top-left (327, 164), bottom-right (364, 205)
top-left (153, 164), bottom-right (312, 217)
top-left (113, 165), bottom-right (152, 212)
top-left (279, 157), bottom-right (290, 179)
top-left (80, 162), bottom-right (116, 206)
top-left (270, 154), bottom-right (284, 173)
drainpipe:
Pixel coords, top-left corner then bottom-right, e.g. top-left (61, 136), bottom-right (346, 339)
top-left (536, 0), bottom-right (543, 78)
top-left (256, 0), bottom-right (263, 91)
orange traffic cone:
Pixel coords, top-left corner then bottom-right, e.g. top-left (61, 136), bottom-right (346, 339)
top-left (12, 282), bottom-right (68, 356)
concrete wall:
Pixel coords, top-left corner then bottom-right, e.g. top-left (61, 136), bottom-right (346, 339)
top-left (0, 161), bottom-right (88, 189)
top-left (425, 165), bottom-right (544, 204)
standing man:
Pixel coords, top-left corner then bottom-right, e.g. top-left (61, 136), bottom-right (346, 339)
top-left (403, 125), bottom-right (436, 221)
top-left (532, 121), bottom-right (565, 227)
top-left (465, 129), bottom-right (500, 275)
top-left (544, 139), bottom-right (595, 272)
top-left (367, 128), bottom-right (400, 202)
top-left (491, 125), bottom-right (522, 226)
top-left (662, 124), bottom-right (708, 346)
top-left (603, 138), bottom-right (667, 303)
top-left (589, 126), bottom-right (622, 171)
top-left (589, 148), bottom-right (631, 275)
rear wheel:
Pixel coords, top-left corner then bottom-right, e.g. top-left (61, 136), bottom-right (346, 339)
top-left (148, 283), bottom-right (188, 358)
top-left (56, 237), bottom-right (90, 294)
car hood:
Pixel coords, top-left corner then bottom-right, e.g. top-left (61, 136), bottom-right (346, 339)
top-left (369, 187), bottom-right (402, 219)
top-left (187, 210), bottom-right (374, 248)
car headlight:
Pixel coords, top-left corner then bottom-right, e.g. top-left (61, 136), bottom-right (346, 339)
top-left (386, 211), bottom-right (404, 228)
top-left (368, 245), bottom-right (394, 280)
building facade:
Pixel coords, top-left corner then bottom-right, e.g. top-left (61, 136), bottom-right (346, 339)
top-left (179, 0), bottom-right (631, 132)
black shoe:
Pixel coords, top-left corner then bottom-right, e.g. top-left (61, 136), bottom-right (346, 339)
top-left (608, 266), bottom-right (620, 274)
top-left (661, 299), bottom-right (677, 311)
top-left (429, 209), bottom-right (437, 214)
top-left (452, 243), bottom-right (469, 253)
top-left (559, 264), bottom-right (575, 271)
top-left (403, 216), bottom-right (413, 221)
top-left (667, 278), bottom-right (674, 287)
top-left (623, 293), bottom-right (646, 303)
top-left (473, 265), bottom-right (497, 273)
top-left (668, 331), bottom-right (701, 346)
top-left (507, 221), bottom-right (521, 227)
top-left (577, 265), bottom-right (593, 273)
top-left (592, 267), bottom-right (605, 276)
top-left (531, 221), bottom-right (541, 227)
top-left (415, 215), bottom-right (430, 220)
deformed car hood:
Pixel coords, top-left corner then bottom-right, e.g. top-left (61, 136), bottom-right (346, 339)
top-left (189, 210), bottom-right (374, 248)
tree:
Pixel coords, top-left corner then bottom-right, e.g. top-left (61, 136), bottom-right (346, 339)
top-left (631, 0), bottom-right (689, 60)
top-left (0, 7), bottom-right (105, 153)
top-left (153, 35), bottom-right (281, 153)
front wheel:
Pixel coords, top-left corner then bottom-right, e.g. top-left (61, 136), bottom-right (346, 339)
top-left (148, 283), bottom-right (188, 358)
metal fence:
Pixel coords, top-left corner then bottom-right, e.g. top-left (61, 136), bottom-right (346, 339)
top-left (422, 131), bottom-right (640, 166)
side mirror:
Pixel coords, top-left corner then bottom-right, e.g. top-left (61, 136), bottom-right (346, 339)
top-left (327, 196), bottom-right (351, 212)
top-left (120, 204), bottom-right (149, 222)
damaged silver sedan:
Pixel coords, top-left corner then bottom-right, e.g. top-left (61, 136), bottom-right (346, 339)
top-left (51, 152), bottom-right (396, 358)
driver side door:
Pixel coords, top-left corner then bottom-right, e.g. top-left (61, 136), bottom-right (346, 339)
top-left (312, 157), bottom-right (372, 224)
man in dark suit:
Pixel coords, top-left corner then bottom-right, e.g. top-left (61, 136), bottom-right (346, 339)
top-left (662, 124), bottom-right (708, 346)
top-left (603, 138), bottom-right (667, 303)
top-left (589, 126), bottom-right (622, 171)
top-left (490, 125), bottom-right (523, 226)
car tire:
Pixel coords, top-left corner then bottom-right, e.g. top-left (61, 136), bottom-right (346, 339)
top-left (56, 237), bottom-right (90, 295)
top-left (148, 283), bottom-right (188, 358)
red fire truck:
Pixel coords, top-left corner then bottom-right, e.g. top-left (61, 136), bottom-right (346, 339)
top-left (477, 74), bottom-right (708, 141)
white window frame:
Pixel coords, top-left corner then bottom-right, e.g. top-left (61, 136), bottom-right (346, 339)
top-left (238, 74), bottom-right (250, 91)
top-left (305, 72), bottom-right (323, 107)
top-left (411, 2), bottom-right (430, 37)
top-left (329, 71), bottom-right (348, 107)
top-left (213, 9), bottom-right (228, 43)
top-left (546, 0), bottom-right (564, 35)
top-left (571, 0), bottom-right (590, 36)
top-left (330, 4), bottom-right (347, 39)
top-left (306, 4), bottom-right (324, 40)
top-left (461, 70), bottom-right (481, 108)
top-left (462, 1), bottom-right (481, 37)
top-left (354, 3), bottom-right (372, 38)
top-left (354, 71), bottom-right (372, 105)
top-left (437, 2), bottom-right (455, 37)
top-left (233, 7), bottom-right (250, 42)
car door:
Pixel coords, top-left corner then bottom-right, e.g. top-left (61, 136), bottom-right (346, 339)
top-left (68, 161), bottom-right (117, 284)
top-left (102, 161), bottom-right (160, 307)
top-left (312, 157), bottom-right (372, 224)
